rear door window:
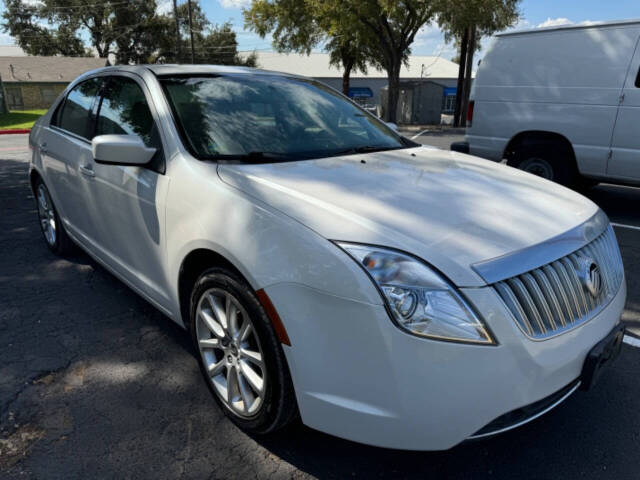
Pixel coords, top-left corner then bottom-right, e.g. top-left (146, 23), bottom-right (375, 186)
top-left (56, 78), bottom-right (102, 139)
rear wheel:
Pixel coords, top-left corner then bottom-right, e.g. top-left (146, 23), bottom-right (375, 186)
top-left (509, 144), bottom-right (576, 187)
top-left (190, 268), bottom-right (297, 433)
top-left (34, 178), bottom-right (74, 256)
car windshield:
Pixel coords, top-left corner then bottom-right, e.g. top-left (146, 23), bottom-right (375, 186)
top-left (160, 74), bottom-right (410, 161)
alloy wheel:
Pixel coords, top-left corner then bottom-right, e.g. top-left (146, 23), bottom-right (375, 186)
top-left (37, 184), bottom-right (57, 246)
top-left (195, 288), bottom-right (267, 418)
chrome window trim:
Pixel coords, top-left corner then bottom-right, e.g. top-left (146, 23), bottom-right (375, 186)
top-left (472, 209), bottom-right (609, 284)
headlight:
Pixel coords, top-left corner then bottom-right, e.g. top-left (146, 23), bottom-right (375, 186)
top-left (336, 243), bottom-right (494, 345)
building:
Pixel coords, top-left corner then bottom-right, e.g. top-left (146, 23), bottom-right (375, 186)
top-left (0, 56), bottom-right (106, 110)
top-left (242, 51), bottom-right (464, 123)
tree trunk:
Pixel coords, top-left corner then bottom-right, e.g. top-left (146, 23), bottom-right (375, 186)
top-left (187, 0), bottom-right (196, 63)
top-left (461, 25), bottom-right (477, 127)
top-left (342, 64), bottom-right (353, 96)
top-left (385, 58), bottom-right (402, 123)
top-left (453, 28), bottom-right (469, 127)
top-left (173, 0), bottom-right (182, 63)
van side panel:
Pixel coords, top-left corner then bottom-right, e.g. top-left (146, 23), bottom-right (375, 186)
top-left (468, 25), bottom-right (640, 177)
top-left (608, 34), bottom-right (640, 181)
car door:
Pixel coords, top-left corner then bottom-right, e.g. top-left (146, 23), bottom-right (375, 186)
top-left (39, 76), bottom-right (104, 244)
top-left (608, 33), bottom-right (640, 181)
top-left (88, 74), bottom-right (172, 310)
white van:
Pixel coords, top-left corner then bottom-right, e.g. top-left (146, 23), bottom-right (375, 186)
top-left (453, 19), bottom-right (640, 188)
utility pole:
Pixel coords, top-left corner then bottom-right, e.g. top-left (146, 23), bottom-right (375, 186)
top-left (173, 0), bottom-right (182, 63)
top-left (187, 0), bottom-right (196, 64)
top-left (461, 24), bottom-right (477, 127)
top-left (453, 28), bottom-right (469, 127)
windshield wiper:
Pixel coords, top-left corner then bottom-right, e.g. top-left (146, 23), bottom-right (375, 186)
top-left (331, 145), bottom-right (404, 157)
top-left (206, 151), bottom-right (309, 163)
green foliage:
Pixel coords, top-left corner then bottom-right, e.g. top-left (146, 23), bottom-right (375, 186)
top-left (0, 109), bottom-right (47, 130)
top-left (1, 0), bottom-right (254, 66)
top-left (2, 0), bottom-right (87, 56)
top-left (437, 0), bottom-right (521, 48)
top-left (245, 0), bottom-right (436, 121)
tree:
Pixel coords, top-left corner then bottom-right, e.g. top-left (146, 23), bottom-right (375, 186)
top-left (2, 0), bottom-right (87, 56)
top-left (327, 33), bottom-right (369, 95)
top-left (156, 2), bottom-right (256, 66)
top-left (245, 0), bottom-right (435, 123)
top-left (437, 0), bottom-right (520, 126)
top-left (244, 0), bottom-right (368, 95)
top-left (331, 1), bottom-right (435, 123)
top-left (2, 0), bottom-right (160, 61)
top-left (1, 0), bottom-right (256, 67)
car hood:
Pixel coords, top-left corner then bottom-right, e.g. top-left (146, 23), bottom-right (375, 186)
top-left (217, 147), bottom-right (599, 287)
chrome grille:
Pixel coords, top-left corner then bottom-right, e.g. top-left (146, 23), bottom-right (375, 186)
top-left (493, 225), bottom-right (624, 339)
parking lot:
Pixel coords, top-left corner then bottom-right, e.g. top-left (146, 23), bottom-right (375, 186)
top-left (1, 132), bottom-right (639, 478)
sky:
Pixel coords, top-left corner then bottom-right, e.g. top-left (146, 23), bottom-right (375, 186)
top-left (3, 0), bottom-right (640, 62)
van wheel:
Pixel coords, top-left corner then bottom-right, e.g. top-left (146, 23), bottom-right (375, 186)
top-left (509, 145), bottom-right (576, 186)
top-left (189, 267), bottom-right (298, 434)
top-left (34, 178), bottom-right (74, 256)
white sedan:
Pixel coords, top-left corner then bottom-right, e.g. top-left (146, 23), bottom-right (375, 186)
top-left (28, 65), bottom-right (626, 450)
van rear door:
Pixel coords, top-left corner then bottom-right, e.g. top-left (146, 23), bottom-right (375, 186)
top-left (608, 33), bottom-right (640, 181)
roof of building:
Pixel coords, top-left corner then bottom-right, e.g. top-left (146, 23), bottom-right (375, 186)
top-left (0, 56), bottom-right (106, 83)
top-left (239, 51), bottom-right (461, 79)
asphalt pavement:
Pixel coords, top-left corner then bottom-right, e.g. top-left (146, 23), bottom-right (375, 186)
top-left (1, 133), bottom-right (639, 479)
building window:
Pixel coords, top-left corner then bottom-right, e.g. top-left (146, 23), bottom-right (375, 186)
top-left (6, 87), bottom-right (23, 110)
top-left (442, 94), bottom-right (456, 113)
top-left (40, 86), bottom-right (58, 106)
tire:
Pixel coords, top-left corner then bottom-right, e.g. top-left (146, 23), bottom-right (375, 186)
top-left (576, 177), bottom-right (600, 191)
top-left (189, 267), bottom-right (297, 434)
top-left (33, 177), bottom-right (74, 256)
top-left (509, 144), bottom-right (576, 187)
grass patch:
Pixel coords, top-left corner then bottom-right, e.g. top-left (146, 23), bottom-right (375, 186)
top-left (0, 109), bottom-right (47, 130)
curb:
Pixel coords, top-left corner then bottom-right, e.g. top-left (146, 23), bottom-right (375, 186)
top-left (0, 129), bottom-right (31, 135)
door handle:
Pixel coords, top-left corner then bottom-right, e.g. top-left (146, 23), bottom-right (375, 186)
top-left (79, 165), bottom-right (95, 178)
top-left (38, 142), bottom-right (47, 154)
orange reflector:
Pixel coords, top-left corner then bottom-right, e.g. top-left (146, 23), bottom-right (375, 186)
top-left (256, 289), bottom-right (291, 346)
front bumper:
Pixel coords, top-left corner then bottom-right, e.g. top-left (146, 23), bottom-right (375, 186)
top-left (266, 280), bottom-right (626, 451)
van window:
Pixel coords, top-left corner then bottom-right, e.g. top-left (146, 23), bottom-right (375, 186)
top-left (635, 66), bottom-right (640, 88)
top-left (57, 78), bottom-right (102, 139)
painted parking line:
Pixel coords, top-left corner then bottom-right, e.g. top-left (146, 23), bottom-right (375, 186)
top-left (612, 222), bottom-right (640, 232)
top-left (410, 129), bottom-right (431, 140)
top-left (623, 335), bottom-right (640, 348)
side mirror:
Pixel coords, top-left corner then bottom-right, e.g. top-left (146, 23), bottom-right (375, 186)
top-left (92, 134), bottom-right (156, 166)
top-left (386, 122), bottom-right (398, 131)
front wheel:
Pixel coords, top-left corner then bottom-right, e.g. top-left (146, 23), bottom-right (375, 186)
top-left (189, 268), bottom-right (297, 433)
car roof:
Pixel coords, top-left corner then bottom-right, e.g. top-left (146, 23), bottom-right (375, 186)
top-left (79, 64), bottom-right (304, 79)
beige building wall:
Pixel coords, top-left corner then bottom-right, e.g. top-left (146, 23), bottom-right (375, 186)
top-left (5, 82), bottom-right (67, 110)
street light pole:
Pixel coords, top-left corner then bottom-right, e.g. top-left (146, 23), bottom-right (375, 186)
top-left (172, 0), bottom-right (181, 63)
top-left (187, 0), bottom-right (196, 64)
